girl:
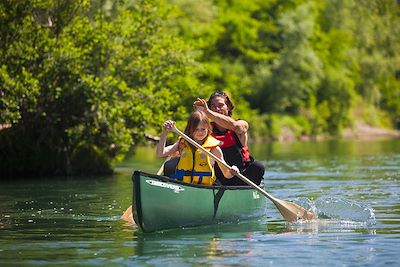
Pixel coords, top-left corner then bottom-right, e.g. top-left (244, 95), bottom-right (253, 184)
top-left (157, 111), bottom-right (238, 185)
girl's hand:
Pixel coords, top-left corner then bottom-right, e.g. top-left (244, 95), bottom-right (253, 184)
top-left (163, 120), bottom-right (175, 132)
top-left (230, 165), bottom-right (240, 177)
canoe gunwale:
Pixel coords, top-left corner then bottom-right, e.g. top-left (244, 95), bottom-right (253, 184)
top-left (132, 170), bottom-right (260, 191)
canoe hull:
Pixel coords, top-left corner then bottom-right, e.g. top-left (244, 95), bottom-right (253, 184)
top-left (132, 171), bottom-right (263, 232)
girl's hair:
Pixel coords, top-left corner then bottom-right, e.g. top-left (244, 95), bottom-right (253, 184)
top-left (183, 111), bottom-right (212, 139)
top-left (207, 91), bottom-right (234, 116)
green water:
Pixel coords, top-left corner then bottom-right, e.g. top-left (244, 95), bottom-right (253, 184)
top-left (1, 139), bottom-right (399, 266)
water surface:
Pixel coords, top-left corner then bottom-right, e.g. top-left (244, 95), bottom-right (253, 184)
top-left (1, 139), bottom-right (399, 266)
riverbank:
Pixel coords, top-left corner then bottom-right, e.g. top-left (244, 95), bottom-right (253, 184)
top-left (268, 122), bottom-right (400, 143)
top-left (342, 122), bottom-right (400, 140)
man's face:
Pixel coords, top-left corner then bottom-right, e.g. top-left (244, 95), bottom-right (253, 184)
top-left (209, 96), bottom-right (229, 116)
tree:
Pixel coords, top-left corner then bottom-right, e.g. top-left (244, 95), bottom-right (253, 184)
top-left (0, 0), bottom-right (199, 176)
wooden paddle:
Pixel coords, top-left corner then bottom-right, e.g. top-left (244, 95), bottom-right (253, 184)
top-left (121, 158), bottom-right (169, 223)
top-left (172, 125), bottom-right (315, 223)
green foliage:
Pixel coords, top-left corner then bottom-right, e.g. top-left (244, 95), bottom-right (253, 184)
top-left (266, 114), bottom-right (311, 140)
top-left (351, 97), bottom-right (393, 129)
top-left (172, 0), bottom-right (400, 137)
top-left (70, 143), bottom-right (112, 175)
top-left (0, 0), bottom-right (199, 176)
top-left (1, 0), bottom-right (399, 176)
top-left (255, 2), bottom-right (323, 114)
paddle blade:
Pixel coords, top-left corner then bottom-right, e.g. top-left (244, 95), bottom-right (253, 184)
top-left (121, 205), bottom-right (135, 225)
top-left (274, 199), bottom-right (315, 222)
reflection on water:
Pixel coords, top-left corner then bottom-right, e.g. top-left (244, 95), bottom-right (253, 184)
top-left (122, 217), bottom-right (381, 266)
top-left (0, 139), bottom-right (399, 266)
top-left (286, 219), bottom-right (374, 234)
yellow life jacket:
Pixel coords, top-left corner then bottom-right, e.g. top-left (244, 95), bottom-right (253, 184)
top-left (171, 136), bottom-right (221, 185)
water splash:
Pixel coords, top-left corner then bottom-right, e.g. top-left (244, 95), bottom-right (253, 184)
top-left (311, 196), bottom-right (376, 223)
top-left (281, 196), bottom-right (376, 234)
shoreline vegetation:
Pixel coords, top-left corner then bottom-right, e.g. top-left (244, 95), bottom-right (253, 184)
top-left (342, 122), bottom-right (400, 141)
top-left (1, 121), bottom-right (398, 179)
top-left (1, 1), bottom-right (399, 176)
top-left (2, 122), bottom-right (399, 143)
top-left (268, 122), bottom-right (400, 143)
top-left (292, 123), bottom-right (400, 144)
top-left (142, 121), bottom-right (400, 143)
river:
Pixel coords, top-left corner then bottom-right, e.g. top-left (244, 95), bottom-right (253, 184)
top-left (0, 138), bottom-right (399, 266)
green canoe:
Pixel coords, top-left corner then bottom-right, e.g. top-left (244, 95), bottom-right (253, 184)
top-left (132, 170), bottom-right (264, 232)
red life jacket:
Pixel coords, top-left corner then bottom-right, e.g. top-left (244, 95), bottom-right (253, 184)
top-left (211, 124), bottom-right (251, 169)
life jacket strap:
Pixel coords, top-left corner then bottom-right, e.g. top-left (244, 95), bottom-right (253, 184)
top-left (170, 169), bottom-right (213, 183)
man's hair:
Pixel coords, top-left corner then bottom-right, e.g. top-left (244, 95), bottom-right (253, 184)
top-left (207, 91), bottom-right (234, 116)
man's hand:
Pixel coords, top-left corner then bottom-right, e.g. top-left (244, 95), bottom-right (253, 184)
top-left (193, 98), bottom-right (209, 112)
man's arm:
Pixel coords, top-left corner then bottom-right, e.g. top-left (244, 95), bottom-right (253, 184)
top-left (205, 108), bottom-right (248, 135)
top-left (194, 98), bottom-right (248, 145)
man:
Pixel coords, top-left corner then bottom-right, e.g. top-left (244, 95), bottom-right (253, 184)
top-left (194, 91), bottom-right (265, 186)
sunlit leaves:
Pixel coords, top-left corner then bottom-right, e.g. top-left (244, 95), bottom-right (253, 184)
top-left (1, 0), bottom-right (399, 176)
top-left (0, 0), bottom-right (199, 175)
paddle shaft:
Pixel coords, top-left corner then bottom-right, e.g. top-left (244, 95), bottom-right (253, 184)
top-left (157, 157), bottom-right (170, 175)
top-left (172, 127), bottom-right (278, 203)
